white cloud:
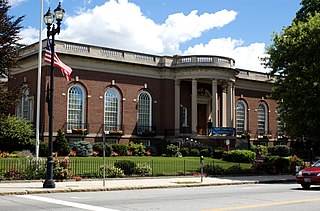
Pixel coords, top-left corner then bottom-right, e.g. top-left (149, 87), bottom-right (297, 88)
top-left (183, 38), bottom-right (268, 72)
top-left (18, 26), bottom-right (39, 45)
top-left (8, 0), bottom-right (27, 7)
top-left (18, 0), bottom-right (268, 72)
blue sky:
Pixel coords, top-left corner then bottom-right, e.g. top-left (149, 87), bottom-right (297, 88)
top-left (9, 0), bottom-right (302, 72)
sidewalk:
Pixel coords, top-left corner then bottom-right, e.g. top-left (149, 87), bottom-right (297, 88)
top-left (0, 175), bottom-right (296, 196)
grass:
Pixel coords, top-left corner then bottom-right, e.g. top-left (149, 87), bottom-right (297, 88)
top-left (0, 156), bottom-right (252, 178)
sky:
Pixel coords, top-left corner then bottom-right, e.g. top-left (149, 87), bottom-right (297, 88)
top-left (8, 0), bottom-right (302, 73)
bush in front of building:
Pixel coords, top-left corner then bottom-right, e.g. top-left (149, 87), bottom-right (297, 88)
top-left (134, 163), bottom-right (152, 176)
top-left (69, 140), bottom-right (93, 157)
top-left (0, 115), bottom-right (35, 152)
top-left (114, 160), bottom-right (136, 175)
top-left (272, 145), bottom-right (290, 157)
top-left (166, 144), bottom-right (179, 157)
top-left (180, 147), bottom-right (189, 157)
top-left (100, 165), bottom-right (125, 178)
top-left (222, 149), bottom-right (256, 163)
top-left (189, 148), bottom-right (200, 157)
top-left (202, 164), bottom-right (225, 175)
top-left (92, 142), bottom-right (112, 157)
top-left (252, 155), bottom-right (290, 174)
top-left (212, 149), bottom-right (224, 159)
top-left (200, 148), bottom-right (210, 157)
top-left (53, 129), bottom-right (70, 156)
top-left (128, 141), bottom-right (146, 156)
top-left (112, 144), bottom-right (128, 156)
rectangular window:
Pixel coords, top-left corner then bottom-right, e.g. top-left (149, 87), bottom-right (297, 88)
top-left (140, 140), bottom-right (150, 147)
top-left (106, 139), bottom-right (119, 145)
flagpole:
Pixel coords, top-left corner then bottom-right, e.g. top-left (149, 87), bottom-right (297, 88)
top-left (36, 0), bottom-right (44, 160)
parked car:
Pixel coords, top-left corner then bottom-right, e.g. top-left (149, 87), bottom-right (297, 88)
top-left (296, 160), bottom-right (320, 189)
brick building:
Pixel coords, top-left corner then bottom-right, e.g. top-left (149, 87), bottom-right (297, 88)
top-left (9, 40), bottom-right (283, 149)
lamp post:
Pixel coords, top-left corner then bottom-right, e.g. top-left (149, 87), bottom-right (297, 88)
top-left (43, 2), bottom-right (65, 189)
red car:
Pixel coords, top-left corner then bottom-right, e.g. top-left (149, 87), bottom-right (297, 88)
top-left (296, 160), bottom-right (320, 189)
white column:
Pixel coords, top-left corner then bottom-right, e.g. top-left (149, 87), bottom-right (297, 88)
top-left (174, 80), bottom-right (180, 133)
top-left (191, 79), bottom-right (197, 134)
top-left (211, 79), bottom-right (218, 127)
top-left (222, 84), bottom-right (227, 127)
top-left (227, 82), bottom-right (234, 128)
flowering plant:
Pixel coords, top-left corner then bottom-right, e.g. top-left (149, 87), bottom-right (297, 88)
top-left (53, 156), bottom-right (72, 181)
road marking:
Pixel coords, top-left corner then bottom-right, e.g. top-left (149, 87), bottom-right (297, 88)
top-left (203, 197), bottom-right (320, 211)
top-left (17, 195), bottom-right (119, 211)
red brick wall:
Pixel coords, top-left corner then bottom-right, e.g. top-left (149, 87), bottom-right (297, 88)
top-left (235, 88), bottom-right (278, 138)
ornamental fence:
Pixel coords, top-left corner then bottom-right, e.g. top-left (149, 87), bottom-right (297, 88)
top-left (0, 158), bottom-right (251, 180)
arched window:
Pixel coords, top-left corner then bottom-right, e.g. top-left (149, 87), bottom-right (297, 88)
top-left (104, 88), bottom-right (121, 132)
top-left (257, 102), bottom-right (268, 134)
top-left (67, 85), bottom-right (85, 131)
top-left (137, 91), bottom-right (152, 134)
top-left (17, 87), bottom-right (34, 122)
top-left (236, 100), bottom-right (247, 134)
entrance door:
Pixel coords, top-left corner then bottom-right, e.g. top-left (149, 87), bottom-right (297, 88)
top-left (197, 104), bottom-right (207, 135)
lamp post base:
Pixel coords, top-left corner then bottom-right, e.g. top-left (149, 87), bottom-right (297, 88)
top-left (43, 179), bottom-right (55, 188)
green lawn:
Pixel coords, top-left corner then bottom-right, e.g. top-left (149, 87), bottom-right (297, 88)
top-left (69, 156), bottom-right (252, 176)
top-left (0, 156), bottom-right (252, 178)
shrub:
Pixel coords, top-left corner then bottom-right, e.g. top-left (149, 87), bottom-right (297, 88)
top-left (53, 129), bottom-right (70, 156)
top-left (128, 142), bottom-right (146, 156)
top-left (272, 145), bottom-right (290, 157)
top-left (134, 163), bottom-right (152, 176)
top-left (100, 165), bottom-right (125, 178)
top-left (154, 139), bottom-right (171, 156)
top-left (0, 115), bottom-right (35, 152)
top-left (112, 144), bottom-right (128, 156)
top-left (70, 140), bottom-right (93, 157)
top-left (166, 144), bottom-right (179, 157)
top-left (213, 150), bottom-right (224, 159)
top-left (200, 148), bottom-right (210, 157)
top-left (180, 147), bottom-right (189, 157)
top-left (39, 141), bottom-right (49, 157)
top-left (114, 160), bottom-right (136, 175)
top-left (263, 156), bottom-right (290, 174)
top-left (256, 145), bottom-right (268, 157)
top-left (4, 169), bottom-right (24, 180)
top-left (24, 158), bottom-right (47, 180)
top-left (222, 149), bottom-right (256, 163)
top-left (189, 148), bottom-right (200, 157)
top-left (92, 142), bottom-right (112, 157)
top-left (203, 164), bottom-right (224, 175)
top-left (53, 156), bottom-right (72, 180)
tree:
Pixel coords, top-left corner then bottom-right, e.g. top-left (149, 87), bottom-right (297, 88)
top-left (294, 0), bottom-right (320, 23)
top-left (0, 115), bottom-right (35, 152)
top-left (264, 5), bottom-right (320, 141)
top-left (0, 1), bottom-right (24, 79)
top-left (0, 1), bottom-right (24, 119)
top-left (53, 129), bottom-right (70, 156)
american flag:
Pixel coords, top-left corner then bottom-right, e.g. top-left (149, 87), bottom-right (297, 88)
top-left (45, 39), bottom-right (73, 81)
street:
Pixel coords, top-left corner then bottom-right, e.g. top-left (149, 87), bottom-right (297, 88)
top-left (1, 182), bottom-right (320, 211)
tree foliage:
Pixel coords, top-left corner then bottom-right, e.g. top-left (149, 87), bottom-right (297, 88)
top-left (53, 129), bottom-right (70, 156)
top-left (265, 2), bottom-right (320, 141)
top-left (0, 115), bottom-right (35, 152)
top-left (0, 1), bottom-right (24, 118)
top-left (0, 1), bottom-right (24, 79)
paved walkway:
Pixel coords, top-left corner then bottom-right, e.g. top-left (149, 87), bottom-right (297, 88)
top-left (0, 175), bottom-right (296, 196)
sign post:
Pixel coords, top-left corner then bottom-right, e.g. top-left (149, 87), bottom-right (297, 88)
top-left (200, 156), bottom-right (204, 182)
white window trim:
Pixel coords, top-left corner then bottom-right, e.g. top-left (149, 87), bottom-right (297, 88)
top-left (137, 91), bottom-right (152, 127)
top-left (67, 85), bottom-right (85, 132)
top-left (104, 87), bottom-right (121, 133)
top-left (236, 100), bottom-right (247, 133)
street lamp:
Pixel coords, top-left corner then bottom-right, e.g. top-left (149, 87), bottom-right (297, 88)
top-left (43, 2), bottom-right (65, 189)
